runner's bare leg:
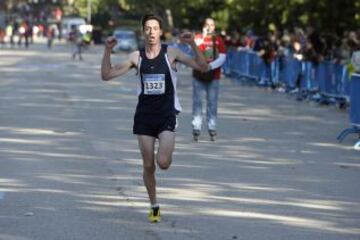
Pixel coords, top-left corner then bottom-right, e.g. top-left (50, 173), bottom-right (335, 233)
top-left (137, 135), bottom-right (157, 205)
top-left (157, 131), bottom-right (175, 170)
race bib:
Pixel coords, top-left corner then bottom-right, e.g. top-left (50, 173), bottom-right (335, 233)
top-left (143, 74), bottom-right (165, 95)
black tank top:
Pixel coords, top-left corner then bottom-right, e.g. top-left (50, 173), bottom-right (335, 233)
top-left (135, 45), bottom-right (175, 117)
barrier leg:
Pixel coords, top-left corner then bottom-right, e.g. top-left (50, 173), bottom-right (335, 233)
top-left (337, 126), bottom-right (360, 142)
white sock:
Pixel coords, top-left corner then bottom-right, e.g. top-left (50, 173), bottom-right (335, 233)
top-left (151, 203), bottom-right (159, 208)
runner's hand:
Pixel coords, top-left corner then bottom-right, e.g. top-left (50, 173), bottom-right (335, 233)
top-left (105, 36), bottom-right (117, 49)
top-left (179, 32), bottom-right (195, 44)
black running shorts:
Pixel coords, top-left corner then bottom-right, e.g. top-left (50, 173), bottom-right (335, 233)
top-left (133, 114), bottom-right (176, 138)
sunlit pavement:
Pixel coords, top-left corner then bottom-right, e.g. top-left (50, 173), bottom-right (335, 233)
top-left (0, 40), bottom-right (359, 240)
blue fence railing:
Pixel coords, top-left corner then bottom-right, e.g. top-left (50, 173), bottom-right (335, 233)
top-left (223, 49), bottom-right (360, 148)
top-left (337, 73), bottom-right (360, 148)
top-left (223, 49), bottom-right (351, 100)
top-left (350, 74), bottom-right (360, 126)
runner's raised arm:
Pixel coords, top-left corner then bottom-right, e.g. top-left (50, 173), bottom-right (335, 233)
top-left (101, 36), bottom-right (139, 81)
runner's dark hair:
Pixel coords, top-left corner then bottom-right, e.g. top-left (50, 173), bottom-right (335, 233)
top-left (141, 14), bottom-right (163, 30)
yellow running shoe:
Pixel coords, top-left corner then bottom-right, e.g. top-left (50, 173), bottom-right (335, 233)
top-left (148, 206), bottom-right (161, 223)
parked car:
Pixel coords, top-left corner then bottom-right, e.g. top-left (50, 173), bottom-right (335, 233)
top-left (112, 29), bottom-right (138, 52)
top-left (61, 17), bottom-right (92, 39)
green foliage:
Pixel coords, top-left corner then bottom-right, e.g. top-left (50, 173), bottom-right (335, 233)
top-left (70, 0), bottom-right (360, 33)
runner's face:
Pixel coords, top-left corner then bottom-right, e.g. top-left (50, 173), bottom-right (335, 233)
top-left (143, 20), bottom-right (162, 45)
top-left (204, 19), bottom-right (215, 35)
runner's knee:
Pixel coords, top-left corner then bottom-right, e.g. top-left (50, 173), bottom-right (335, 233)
top-left (157, 156), bottom-right (171, 170)
top-left (143, 162), bottom-right (155, 174)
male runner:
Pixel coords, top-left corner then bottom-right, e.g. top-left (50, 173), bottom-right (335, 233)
top-left (101, 14), bottom-right (208, 223)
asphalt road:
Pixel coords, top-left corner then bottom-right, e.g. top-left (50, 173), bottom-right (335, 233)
top-left (0, 41), bottom-right (359, 240)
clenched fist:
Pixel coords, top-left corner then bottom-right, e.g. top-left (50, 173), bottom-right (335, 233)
top-left (105, 36), bottom-right (117, 49)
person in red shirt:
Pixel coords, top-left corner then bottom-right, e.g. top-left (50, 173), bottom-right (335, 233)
top-left (192, 18), bottom-right (226, 141)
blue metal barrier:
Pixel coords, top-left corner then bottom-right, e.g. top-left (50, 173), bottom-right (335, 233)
top-left (223, 50), bottom-right (233, 76)
top-left (337, 73), bottom-right (360, 148)
top-left (350, 74), bottom-right (360, 126)
top-left (301, 62), bottom-right (318, 91)
top-left (248, 52), bottom-right (262, 80)
top-left (338, 65), bottom-right (351, 98)
top-left (258, 60), bottom-right (279, 86)
top-left (272, 58), bottom-right (280, 85)
top-left (320, 62), bottom-right (337, 95)
top-left (317, 63), bottom-right (327, 93)
top-left (226, 49), bottom-right (351, 100)
top-left (232, 50), bottom-right (251, 78)
top-left (229, 50), bottom-right (242, 78)
top-left (278, 57), bottom-right (301, 89)
top-left (225, 49), bottom-right (357, 147)
top-left (316, 63), bottom-right (351, 105)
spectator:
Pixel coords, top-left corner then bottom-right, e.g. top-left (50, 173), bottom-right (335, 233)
top-left (192, 17), bottom-right (227, 141)
top-left (47, 25), bottom-right (56, 49)
top-left (68, 25), bottom-right (83, 60)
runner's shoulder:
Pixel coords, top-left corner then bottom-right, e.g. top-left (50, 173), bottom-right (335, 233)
top-left (128, 50), bottom-right (140, 65)
top-left (129, 50), bottom-right (140, 58)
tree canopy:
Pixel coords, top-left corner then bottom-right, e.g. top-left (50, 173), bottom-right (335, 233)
top-left (69, 0), bottom-right (360, 33)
